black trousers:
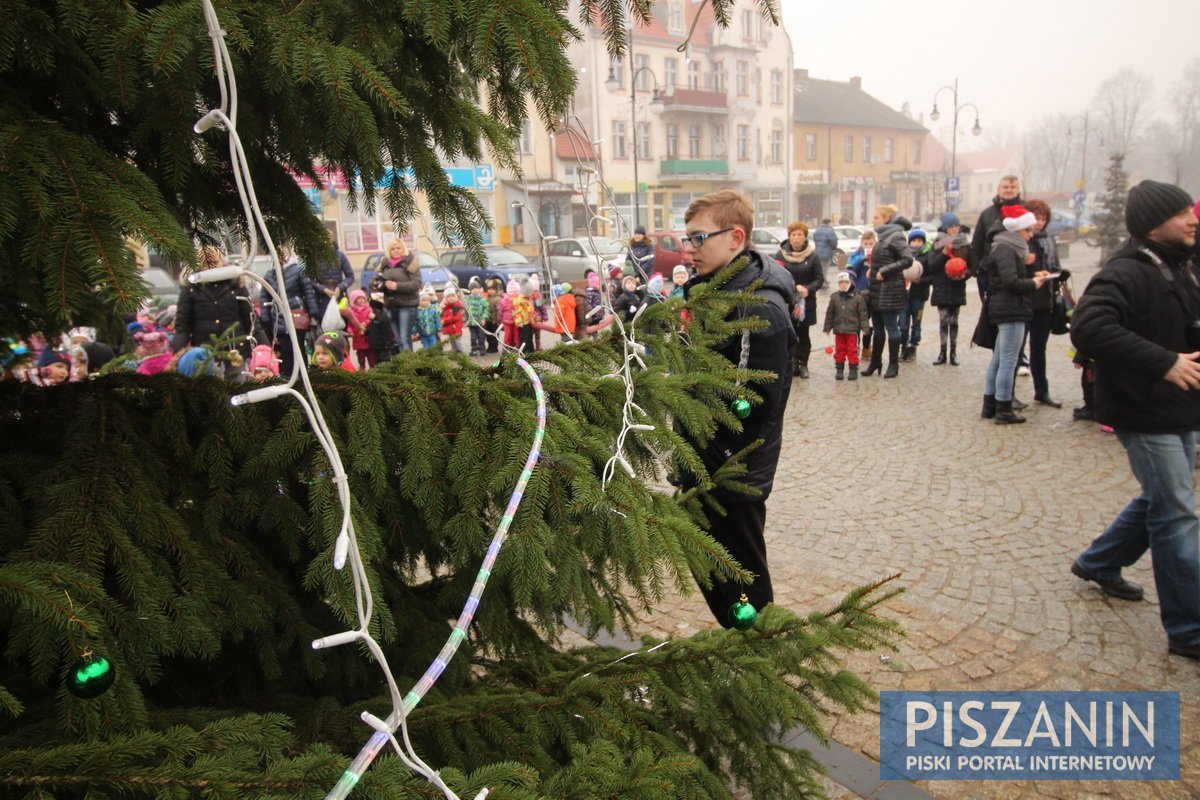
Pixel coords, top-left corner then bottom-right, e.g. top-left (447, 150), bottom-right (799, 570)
top-left (696, 498), bottom-right (773, 627)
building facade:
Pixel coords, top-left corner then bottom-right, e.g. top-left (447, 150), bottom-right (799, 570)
top-left (791, 70), bottom-right (928, 225)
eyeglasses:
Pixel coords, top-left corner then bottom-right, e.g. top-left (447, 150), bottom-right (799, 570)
top-left (680, 227), bottom-right (734, 250)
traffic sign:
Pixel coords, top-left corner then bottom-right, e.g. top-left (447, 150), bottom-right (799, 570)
top-left (945, 177), bottom-right (960, 192)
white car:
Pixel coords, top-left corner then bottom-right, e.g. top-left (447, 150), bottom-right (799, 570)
top-left (546, 236), bottom-right (628, 283)
top-left (749, 226), bottom-right (788, 261)
top-left (831, 225), bottom-right (867, 266)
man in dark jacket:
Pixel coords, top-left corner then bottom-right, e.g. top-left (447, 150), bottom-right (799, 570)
top-left (970, 176), bottom-right (1022, 300)
top-left (680, 189), bottom-right (797, 627)
top-left (812, 219), bottom-right (839, 269)
top-left (172, 245), bottom-right (255, 364)
top-left (311, 229), bottom-right (356, 322)
top-left (1069, 180), bottom-right (1200, 660)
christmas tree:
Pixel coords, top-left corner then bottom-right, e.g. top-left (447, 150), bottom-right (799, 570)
top-left (0, 2), bottom-right (900, 798)
top-left (1094, 152), bottom-right (1130, 262)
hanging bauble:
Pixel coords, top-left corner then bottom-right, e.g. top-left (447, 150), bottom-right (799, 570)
top-left (731, 398), bottom-right (751, 419)
top-left (227, 349), bottom-right (244, 368)
top-left (728, 594), bottom-right (758, 631)
top-left (66, 653), bottom-right (116, 699)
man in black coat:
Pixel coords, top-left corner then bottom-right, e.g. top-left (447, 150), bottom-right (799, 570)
top-left (970, 175), bottom-right (1022, 300)
top-left (680, 190), bottom-right (797, 627)
top-left (311, 229), bottom-right (356, 323)
top-left (1069, 180), bottom-right (1200, 660)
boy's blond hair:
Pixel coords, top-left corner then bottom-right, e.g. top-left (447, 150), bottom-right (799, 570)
top-left (684, 189), bottom-right (754, 236)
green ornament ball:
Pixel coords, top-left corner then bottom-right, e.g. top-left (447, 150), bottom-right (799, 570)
top-left (732, 398), bottom-right (751, 419)
top-left (67, 654), bottom-right (116, 699)
top-left (729, 595), bottom-right (758, 631)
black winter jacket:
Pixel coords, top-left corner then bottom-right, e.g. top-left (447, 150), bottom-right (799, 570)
top-left (1070, 239), bottom-right (1200, 434)
top-left (775, 242), bottom-right (824, 327)
top-left (683, 250), bottom-right (797, 502)
top-left (927, 248), bottom-right (970, 308)
top-left (1028, 230), bottom-right (1060, 312)
top-left (868, 217), bottom-right (913, 311)
top-left (260, 262), bottom-right (320, 337)
top-left (172, 280), bottom-right (254, 354)
top-left (970, 194), bottom-right (1023, 268)
top-left (983, 231), bottom-right (1037, 324)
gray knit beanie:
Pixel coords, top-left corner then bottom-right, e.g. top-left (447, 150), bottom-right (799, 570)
top-left (1126, 180), bottom-right (1194, 239)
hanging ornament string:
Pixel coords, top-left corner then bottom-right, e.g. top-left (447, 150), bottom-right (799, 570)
top-left (191, 4), bottom-right (546, 799)
top-left (731, 329), bottom-right (752, 419)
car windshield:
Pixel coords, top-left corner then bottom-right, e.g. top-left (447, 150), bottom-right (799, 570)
top-left (484, 248), bottom-right (528, 265)
top-left (582, 237), bottom-right (626, 255)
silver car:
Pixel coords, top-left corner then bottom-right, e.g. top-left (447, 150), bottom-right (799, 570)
top-left (545, 236), bottom-right (628, 283)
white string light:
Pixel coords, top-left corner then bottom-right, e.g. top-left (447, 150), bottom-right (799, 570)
top-left (193, 5), bottom-right (547, 799)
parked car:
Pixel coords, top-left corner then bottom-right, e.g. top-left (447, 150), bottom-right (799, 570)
top-left (439, 246), bottom-right (541, 287)
top-left (546, 236), bottom-right (628, 283)
top-left (644, 231), bottom-right (693, 276)
top-left (831, 225), bottom-right (866, 266)
top-left (360, 250), bottom-right (453, 293)
top-left (1046, 209), bottom-right (1079, 241)
top-left (749, 226), bottom-right (788, 261)
top-left (143, 266), bottom-right (181, 306)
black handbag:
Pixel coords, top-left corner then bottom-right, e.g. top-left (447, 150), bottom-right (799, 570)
top-left (971, 298), bottom-right (997, 350)
top-left (1050, 288), bottom-right (1070, 335)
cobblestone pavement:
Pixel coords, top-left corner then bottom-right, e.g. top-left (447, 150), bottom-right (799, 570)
top-left (625, 243), bottom-right (1200, 799)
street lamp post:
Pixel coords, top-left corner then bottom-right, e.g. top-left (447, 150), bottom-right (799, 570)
top-left (1066, 112), bottom-right (1091, 225)
top-left (606, 46), bottom-right (663, 232)
top-left (930, 78), bottom-right (982, 212)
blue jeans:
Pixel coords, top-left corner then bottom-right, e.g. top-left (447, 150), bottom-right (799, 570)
top-left (1077, 431), bottom-right (1200, 645)
top-left (869, 308), bottom-right (901, 359)
top-left (984, 321), bottom-right (1025, 401)
top-left (391, 306), bottom-right (415, 351)
top-left (899, 296), bottom-right (926, 347)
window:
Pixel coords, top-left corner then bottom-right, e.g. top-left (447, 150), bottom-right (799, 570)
top-left (843, 135), bottom-right (853, 163)
top-left (805, 132), bottom-right (817, 161)
top-left (664, 58), bottom-right (677, 90)
top-left (736, 61), bottom-right (748, 96)
top-left (770, 130), bottom-right (783, 163)
top-left (713, 61), bottom-right (724, 92)
top-left (635, 54), bottom-right (650, 92)
top-left (770, 70), bottom-right (782, 104)
top-left (609, 57), bottom-right (624, 89)
top-left (712, 124), bottom-right (726, 156)
top-left (737, 125), bottom-right (750, 161)
top-left (612, 120), bottom-right (627, 159)
top-left (666, 124), bottom-right (678, 159)
top-left (913, 139), bottom-right (922, 165)
top-left (339, 195), bottom-right (399, 252)
top-left (687, 61), bottom-right (700, 89)
top-left (862, 136), bottom-right (872, 163)
top-left (688, 124), bottom-right (702, 158)
top-left (885, 137), bottom-right (894, 163)
top-left (742, 9), bottom-right (753, 39)
top-left (637, 122), bottom-right (651, 159)
top-left (520, 119), bottom-right (534, 155)
top-left (668, 1), bottom-right (683, 31)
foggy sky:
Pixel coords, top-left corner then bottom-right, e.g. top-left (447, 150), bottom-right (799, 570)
top-left (781, 0), bottom-right (1195, 145)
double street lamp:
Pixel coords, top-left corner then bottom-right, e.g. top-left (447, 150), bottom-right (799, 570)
top-left (606, 51), bottom-right (663, 231)
top-left (930, 78), bottom-right (982, 211)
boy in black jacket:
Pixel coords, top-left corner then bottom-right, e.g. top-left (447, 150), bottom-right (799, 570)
top-left (823, 271), bottom-right (870, 380)
top-left (679, 190), bottom-right (798, 627)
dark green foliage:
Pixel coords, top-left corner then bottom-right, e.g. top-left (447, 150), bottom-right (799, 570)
top-left (0, 286), bottom-right (900, 798)
top-left (1095, 152), bottom-right (1130, 262)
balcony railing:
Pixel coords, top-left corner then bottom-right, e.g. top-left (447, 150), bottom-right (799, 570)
top-left (659, 87), bottom-right (727, 113)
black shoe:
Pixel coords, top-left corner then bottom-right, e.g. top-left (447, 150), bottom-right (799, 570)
top-left (847, 364), bottom-right (858, 381)
top-left (1168, 639), bottom-right (1200, 660)
top-left (1035, 395), bottom-right (1063, 408)
top-left (1011, 397), bottom-right (1028, 411)
top-left (932, 348), bottom-right (947, 365)
top-left (861, 361), bottom-right (881, 377)
top-left (994, 401), bottom-right (1026, 424)
top-left (835, 364), bottom-right (844, 381)
top-left (898, 345), bottom-right (911, 362)
top-left (949, 347), bottom-right (959, 366)
top-left (1073, 407), bottom-right (1096, 421)
top-left (798, 364), bottom-right (809, 379)
top-left (883, 362), bottom-right (899, 378)
top-left (1071, 560), bottom-right (1144, 601)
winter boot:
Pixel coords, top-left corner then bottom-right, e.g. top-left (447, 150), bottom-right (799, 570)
top-left (981, 394), bottom-right (997, 419)
top-left (949, 342), bottom-right (959, 366)
top-left (906, 345), bottom-right (918, 363)
top-left (835, 363), bottom-right (844, 381)
top-left (1011, 397), bottom-right (1028, 411)
top-left (848, 364), bottom-right (858, 380)
top-left (883, 341), bottom-right (901, 378)
top-left (933, 346), bottom-right (947, 365)
top-left (995, 400), bottom-right (1027, 425)
top-left (798, 362), bottom-right (810, 379)
top-left (861, 357), bottom-right (882, 377)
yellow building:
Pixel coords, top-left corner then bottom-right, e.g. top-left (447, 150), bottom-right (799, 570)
top-left (792, 70), bottom-right (928, 225)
